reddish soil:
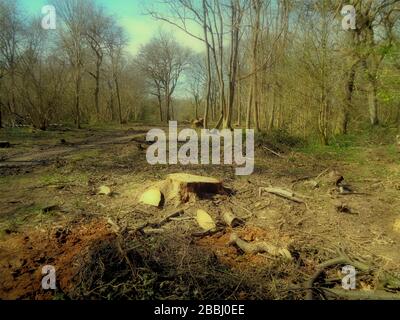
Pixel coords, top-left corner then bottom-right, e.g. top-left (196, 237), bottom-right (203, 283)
top-left (0, 219), bottom-right (114, 300)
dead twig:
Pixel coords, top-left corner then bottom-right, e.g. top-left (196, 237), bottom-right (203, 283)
top-left (135, 209), bottom-right (185, 233)
top-left (191, 228), bottom-right (224, 238)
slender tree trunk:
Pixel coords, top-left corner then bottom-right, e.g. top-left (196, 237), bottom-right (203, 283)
top-left (367, 76), bottom-right (379, 126)
top-left (236, 80), bottom-right (242, 127)
top-left (318, 90), bottom-right (329, 146)
top-left (107, 80), bottom-right (115, 121)
top-left (194, 95), bottom-right (199, 119)
top-left (9, 69), bottom-right (16, 126)
top-left (171, 96), bottom-right (175, 120)
top-left (75, 67), bottom-right (82, 129)
top-left (251, 0), bottom-right (261, 132)
top-left (215, 113), bottom-right (223, 129)
top-left (246, 84), bottom-right (253, 129)
top-left (340, 63), bottom-right (357, 134)
top-left (203, 0), bottom-right (212, 129)
top-left (157, 93), bottom-right (163, 122)
top-left (165, 86), bottom-right (170, 123)
top-left (94, 56), bottom-right (102, 118)
top-left (268, 88), bottom-right (276, 131)
top-left (114, 76), bottom-right (123, 124)
top-left (363, 22), bottom-right (380, 126)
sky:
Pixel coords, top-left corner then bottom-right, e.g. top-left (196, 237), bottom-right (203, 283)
top-left (19, 0), bottom-right (205, 55)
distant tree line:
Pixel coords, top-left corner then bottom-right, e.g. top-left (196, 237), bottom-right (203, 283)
top-left (149, 0), bottom-right (400, 143)
top-left (0, 0), bottom-right (399, 145)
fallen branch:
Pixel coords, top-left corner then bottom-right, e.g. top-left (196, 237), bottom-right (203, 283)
top-left (305, 255), bottom-right (370, 300)
top-left (230, 200), bottom-right (255, 220)
top-left (323, 288), bottom-right (400, 300)
top-left (135, 209), bottom-right (184, 233)
top-left (259, 187), bottom-right (306, 204)
top-left (228, 233), bottom-right (292, 260)
top-left (262, 146), bottom-right (284, 158)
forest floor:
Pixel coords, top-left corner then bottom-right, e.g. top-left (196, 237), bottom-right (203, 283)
top-left (0, 124), bottom-right (399, 300)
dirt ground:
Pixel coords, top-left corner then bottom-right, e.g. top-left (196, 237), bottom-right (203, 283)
top-left (0, 125), bottom-right (399, 300)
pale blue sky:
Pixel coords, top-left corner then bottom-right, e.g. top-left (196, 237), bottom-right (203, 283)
top-left (19, 0), bottom-right (204, 54)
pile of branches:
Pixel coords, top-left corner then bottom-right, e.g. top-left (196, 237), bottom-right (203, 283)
top-left (67, 230), bottom-right (278, 300)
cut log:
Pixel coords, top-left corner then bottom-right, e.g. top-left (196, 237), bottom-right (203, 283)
top-left (139, 188), bottom-right (163, 207)
top-left (223, 210), bottom-right (244, 228)
top-left (228, 233), bottom-right (292, 260)
top-left (161, 173), bottom-right (224, 205)
top-left (196, 209), bottom-right (217, 232)
top-left (98, 185), bottom-right (111, 196)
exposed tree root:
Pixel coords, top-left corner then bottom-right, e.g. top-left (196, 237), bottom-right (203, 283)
top-left (305, 254), bottom-right (370, 300)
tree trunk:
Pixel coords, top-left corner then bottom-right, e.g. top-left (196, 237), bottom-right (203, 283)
top-left (194, 95), bottom-right (199, 119)
top-left (246, 84), bottom-right (253, 129)
top-left (340, 63), bottom-right (356, 134)
top-left (157, 93), bottom-right (163, 122)
top-left (203, 0), bottom-right (212, 129)
top-left (75, 67), bottom-right (82, 129)
top-left (165, 86), bottom-right (170, 123)
top-left (107, 80), bottom-right (115, 121)
top-left (171, 97), bottom-right (175, 120)
top-left (9, 69), bottom-right (16, 126)
top-left (236, 88), bottom-right (242, 127)
top-left (367, 77), bottom-right (379, 126)
top-left (251, 0), bottom-right (261, 132)
top-left (215, 114), bottom-right (223, 130)
top-left (114, 76), bottom-right (123, 124)
top-left (94, 56), bottom-right (102, 118)
top-left (268, 88), bottom-right (276, 132)
top-left (318, 93), bottom-right (329, 146)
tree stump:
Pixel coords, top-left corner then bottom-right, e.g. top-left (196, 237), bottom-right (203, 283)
top-left (161, 173), bottom-right (225, 205)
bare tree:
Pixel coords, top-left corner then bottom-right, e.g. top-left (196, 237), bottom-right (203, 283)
top-left (85, 3), bottom-right (112, 120)
top-left (105, 23), bottom-right (128, 125)
top-left (18, 19), bottom-right (67, 130)
top-left (54, 0), bottom-right (90, 128)
top-left (0, 0), bottom-right (24, 125)
top-left (187, 53), bottom-right (206, 119)
top-left (136, 32), bottom-right (191, 123)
